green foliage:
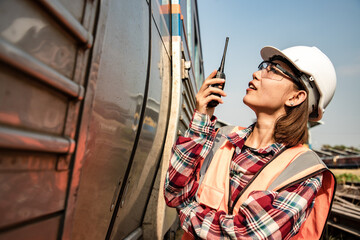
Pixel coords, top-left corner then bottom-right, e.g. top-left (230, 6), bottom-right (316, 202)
top-left (322, 144), bottom-right (360, 152)
top-left (335, 173), bottom-right (360, 184)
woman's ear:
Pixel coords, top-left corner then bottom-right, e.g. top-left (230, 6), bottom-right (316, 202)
top-left (286, 90), bottom-right (307, 107)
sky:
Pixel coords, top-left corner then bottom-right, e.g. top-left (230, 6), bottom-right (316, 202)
top-left (197, 0), bottom-right (360, 150)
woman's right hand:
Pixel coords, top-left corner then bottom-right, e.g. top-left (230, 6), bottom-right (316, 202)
top-left (195, 70), bottom-right (227, 118)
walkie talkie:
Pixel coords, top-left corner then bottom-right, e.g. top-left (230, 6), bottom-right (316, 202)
top-left (208, 37), bottom-right (229, 108)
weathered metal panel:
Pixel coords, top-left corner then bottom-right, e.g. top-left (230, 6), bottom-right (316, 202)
top-left (142, 0), bottom-right (206, 237)
top-left (0, 40), bottom-right (84, 100)
top-left (0, 167), bottom-right (68, 228)
top-left (0, 64), bottom-right (68, 135)
top-left (110, 18), bottom-right (171, 239)
top-left (0, 150), bottom-right (58, 171)
top-left (0, 0), bottom-right (78, 79)
top-left (0, 126), bottom-right (75, 154)
top-left (38, 0), bottom-right (93, 48)
top-left (58, 0), bottom-right (86, 22)
top-left (70, 0), bottom-right (151, 239)
top-left (0, 0), bottom-right (204, 239)
top-left (0, 0), bottom-right (97, 239)
top-left (0, 215), bottom-right (62, 240)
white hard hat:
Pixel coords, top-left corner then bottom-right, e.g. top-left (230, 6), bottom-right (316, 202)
top-left (260, 46), bottom-right (337, 121)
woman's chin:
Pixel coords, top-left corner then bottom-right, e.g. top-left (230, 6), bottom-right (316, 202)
top-left (243, 95), bottom-right (253, 107)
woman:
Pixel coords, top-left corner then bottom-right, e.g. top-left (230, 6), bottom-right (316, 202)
top-left (164, 46), bottom-right (336, 239)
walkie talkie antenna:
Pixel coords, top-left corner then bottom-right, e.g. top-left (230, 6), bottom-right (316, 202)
top-left (207, 37), bottom-right (229, 108)
top-left (218, 37), bottom-right (229, 73)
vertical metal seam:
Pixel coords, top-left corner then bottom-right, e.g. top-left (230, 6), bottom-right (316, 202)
top-left (60, 0), bottom-right (103, 238)
top-left (140, 2), bottom-right (174, 226)
top-left (105, 0), bottom-right (152, 238)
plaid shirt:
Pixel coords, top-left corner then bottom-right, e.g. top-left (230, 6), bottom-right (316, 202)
top-left (164, 111), bottom-right (323, 239)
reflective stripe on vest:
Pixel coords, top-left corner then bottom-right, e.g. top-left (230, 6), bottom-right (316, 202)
top-left (195, 126), bottom-right (336, 239)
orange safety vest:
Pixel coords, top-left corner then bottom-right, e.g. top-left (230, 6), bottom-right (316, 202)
top-left (183, 126), bottom-right (336, 240)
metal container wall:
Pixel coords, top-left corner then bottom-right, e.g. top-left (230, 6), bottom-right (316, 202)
top-left (0, 0), bottom-right (203, 239)
top-left (69, 0), bottom-right (171, 239)
top-left (0, 0), bottom-right (98, 239)
top-left (109, 20), bottom-right (171, 240)
top-left (69, 0), bottom-right (149, 239)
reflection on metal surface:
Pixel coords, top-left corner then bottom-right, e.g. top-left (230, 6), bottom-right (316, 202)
top-left (1, 18), bottom-right (47, 43)
top-left (0, 0), bottom-right (78, 79)
top-left (131, 94), bottom-right (159, 133)
top-left (0, 39), bottom-right (84, 99)
top-left (0, 63), bottom-right (68, 135)
top-left (38, 0), bottom-right (93, 48)
top-left (110, 16), bottom-right (171, 238)
top-left (70, 0), bottom-right (151, 238)
top-left (0, 125), bottom-right (75, 154)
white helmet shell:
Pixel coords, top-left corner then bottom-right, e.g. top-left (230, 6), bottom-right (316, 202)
top-left (260, 46), bottom-right (337, 121)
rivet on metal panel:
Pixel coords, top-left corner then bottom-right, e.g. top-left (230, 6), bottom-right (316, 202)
top-left (120, 180), bottom-right (130, 209)
top-left (110, 179), bottom-right (122, 212)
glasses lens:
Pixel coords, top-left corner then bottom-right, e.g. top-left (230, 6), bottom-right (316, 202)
top-left (258, 61), bottom-right (283, 81)
top-left (258, 61), bottom-right (268, 70)
top-left (270, 65), bottom-right (285, 81)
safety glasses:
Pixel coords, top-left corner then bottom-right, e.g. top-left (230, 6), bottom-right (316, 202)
top-left (258, 60), bottom-right (303, 88)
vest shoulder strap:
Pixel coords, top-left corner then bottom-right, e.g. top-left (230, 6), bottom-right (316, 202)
top-left (232, 145), bottom-right (331, 214)
top-left (196, 126), bottom-right (242, 204)
top-left (199, 125), bottom-right (236, 179)
top-left (268, 150), bottom-right (328, 191)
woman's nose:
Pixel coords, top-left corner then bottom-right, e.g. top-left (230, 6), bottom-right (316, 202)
top-left (252, 70), bottom-right (262, 80)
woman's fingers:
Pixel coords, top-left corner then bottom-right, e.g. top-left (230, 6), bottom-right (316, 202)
top-left (196, 94), bottom-right (223, 115)
top-left (196, 87), bottom-right (226, 114)
top-left (199, 70), bottom-right (219, 89)
top-left (208, 69), bottom-right (217, 79)
top-left (203, 85), bottom-right (227, 97)
top-left (197, 82), bottom-right (227, 101)
top-left (199, 77), bottom-right (225, 92)
top-left (196, 69), bottom-right (227, 116)
top-left (197, 85), bottom-right (227, 105)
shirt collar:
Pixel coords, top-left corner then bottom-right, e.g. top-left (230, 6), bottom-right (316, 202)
top-left (222, 123), bottom-right (285, 154)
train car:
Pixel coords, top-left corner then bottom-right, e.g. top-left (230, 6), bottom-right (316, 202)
top-left (0, 0), bottom-right (204, 239)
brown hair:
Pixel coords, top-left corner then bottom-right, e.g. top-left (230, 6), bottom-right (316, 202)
top-left (274, 84), bottom-right (309, 147)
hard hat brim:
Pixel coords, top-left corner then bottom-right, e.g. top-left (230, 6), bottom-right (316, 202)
top-left (261, 46), bottom-right (297, 69)
top-left (260, 46), bottom-right (317, 82)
